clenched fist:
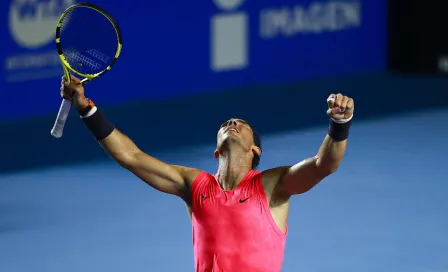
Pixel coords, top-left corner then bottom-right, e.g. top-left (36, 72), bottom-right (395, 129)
top-left (326, 93), bottom-right (354, 121)
top-left (60, 75), bottom-right (90, 111)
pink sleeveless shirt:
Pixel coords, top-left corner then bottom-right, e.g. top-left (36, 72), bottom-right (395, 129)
top-left (191, 170), bottom-right (287, 272)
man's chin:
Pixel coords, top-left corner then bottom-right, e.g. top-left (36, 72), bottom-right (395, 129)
top-left (223, 134), bottom-right (240, 143)
top-left (219, 136), bottom-right (241, 149)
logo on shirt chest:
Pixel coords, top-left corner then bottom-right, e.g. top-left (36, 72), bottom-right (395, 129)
top-left (239, 196), bottom-right (251, 203)
top-left (200, 192), bottom-right (252, 205)
top-left (201, 193), bottom-right (210, 201)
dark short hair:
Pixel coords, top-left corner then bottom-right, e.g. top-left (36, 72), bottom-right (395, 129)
top-left (250, 126), bottom-right (262, 169)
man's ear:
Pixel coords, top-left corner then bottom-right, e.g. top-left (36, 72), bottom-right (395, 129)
top-left (252, 146), bottom-right (262, 157)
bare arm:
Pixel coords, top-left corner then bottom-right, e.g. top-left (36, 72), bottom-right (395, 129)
top-left (265, 93), bottom-right (353, 197)
top-left (60, 75), bottom-right (200, 199)
top-left (276, 135), bottom-right (347, 196)
top-left (99, 129), bottom-right (200, 198)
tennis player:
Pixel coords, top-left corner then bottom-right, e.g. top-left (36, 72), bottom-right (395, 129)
top-left (61, 75), bottom-right (354, 272)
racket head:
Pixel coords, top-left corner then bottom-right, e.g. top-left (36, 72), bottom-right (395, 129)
top-left (55, 3), bottom-right (122, 83)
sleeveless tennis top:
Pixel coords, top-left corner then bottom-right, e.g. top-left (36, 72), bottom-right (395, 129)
top-left (191, 170), bottom-right (287, 272)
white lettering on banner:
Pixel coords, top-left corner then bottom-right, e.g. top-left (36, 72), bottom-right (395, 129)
top-left (211, 14), bottom-right (248, 71)
top-left (213, 0), bottom-right (244, 11)
top-left (5, 52), bottom-right (60, 71)
top-left (210, 0), bottom-right (248, 72)
top-left (4, 0), bottom-right (75, 82)
top-left (260, 2), bottom-right (361, 39)
top-left (9, 0), bottom-right (75, 48)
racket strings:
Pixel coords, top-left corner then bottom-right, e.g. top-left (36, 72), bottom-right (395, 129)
top-left (59, 7), bottom-right (119, 75)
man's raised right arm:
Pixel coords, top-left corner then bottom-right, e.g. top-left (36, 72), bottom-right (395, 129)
top-left (61, 75), bottom-right (200, 199)
top-left (99, 129), bottom-right (200, 198)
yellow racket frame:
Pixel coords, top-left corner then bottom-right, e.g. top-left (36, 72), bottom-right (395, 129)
top-left (50, 2), bottom-right (122, 139)
top-left (55, 2), bottom-right (123, 84)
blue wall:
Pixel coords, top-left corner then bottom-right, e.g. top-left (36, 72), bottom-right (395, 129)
top-left (1, 73), bottom-right (448, 174)
top-left (0, 1), bottom-right (447, 182)
top-left (1, 0), bottom-right (387, 120)
top-left (0, 0), bottom-right (399, 174)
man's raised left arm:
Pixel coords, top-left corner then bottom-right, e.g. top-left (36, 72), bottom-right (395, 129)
top-left (267, 93), bottom-right (354, 196)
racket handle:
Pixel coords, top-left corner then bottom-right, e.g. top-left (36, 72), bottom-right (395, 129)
top-left (51, 99), bottom-right (72, 138)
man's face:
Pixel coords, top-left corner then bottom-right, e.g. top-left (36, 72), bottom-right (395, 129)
top-left (216, 118), bottom-right (256, 155)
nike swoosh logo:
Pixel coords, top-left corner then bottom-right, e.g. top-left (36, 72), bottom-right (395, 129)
top-left (201, 194), bottom-right (210, 200)
top-left (239, 196), bottom-right (251, 203)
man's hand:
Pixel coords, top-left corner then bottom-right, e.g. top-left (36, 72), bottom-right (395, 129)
top-left (326, 93), bottom-right (354, 120)
top-left (60, 75), bottom-right (89, 110)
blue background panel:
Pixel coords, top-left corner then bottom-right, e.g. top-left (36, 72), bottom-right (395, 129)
top-left (1, 0), bottom-right (386, 120)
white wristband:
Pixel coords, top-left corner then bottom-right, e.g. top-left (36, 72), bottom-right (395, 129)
top-left (331, 114), bottom-right (353, 124)
top-left (80, 106), bottom-right (97, 118)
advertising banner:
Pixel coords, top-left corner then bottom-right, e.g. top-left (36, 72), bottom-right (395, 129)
top-left (0, 0), bottom-right (387, 120)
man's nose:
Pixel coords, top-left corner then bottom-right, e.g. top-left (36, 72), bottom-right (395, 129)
top-left (228, 119), bottom-right (238, 126)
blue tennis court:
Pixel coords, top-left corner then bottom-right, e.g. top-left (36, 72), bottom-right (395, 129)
top-left (1, 109), bottom-right (447, 272)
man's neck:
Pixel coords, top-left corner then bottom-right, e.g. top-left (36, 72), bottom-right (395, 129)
top-left (217, 150), bottom-right (252, 191)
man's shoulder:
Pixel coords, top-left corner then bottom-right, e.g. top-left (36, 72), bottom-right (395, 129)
top-left (260, 166), bottom-right (291, 199)
top-left (261, 166), bottom-right (289, 183)
top-left (171, 165), bottom-right (207, 186)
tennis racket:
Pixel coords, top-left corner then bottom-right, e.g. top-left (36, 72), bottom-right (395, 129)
top-left (50, 2), bottom-right (122, 138)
